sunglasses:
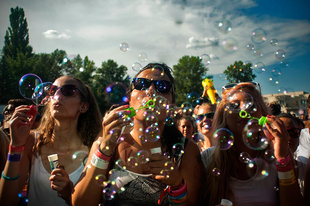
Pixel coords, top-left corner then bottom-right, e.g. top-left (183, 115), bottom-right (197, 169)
top-left (48, 85), bottom-right (86, 97)
top-left (132, 78), bottom-right (173, 94)
top-left (286, 127), bottom-right (301, 139)
top-left (222, 82), bottom-right (261, 93)
top-left (196, 112), bottom-right (215, 122)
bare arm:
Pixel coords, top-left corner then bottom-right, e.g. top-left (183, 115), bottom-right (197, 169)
top-left (0, 106), bottom-right (35, 206)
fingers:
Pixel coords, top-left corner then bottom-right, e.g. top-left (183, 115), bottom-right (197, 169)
top-left (51, 166), bottom-right (69, 177)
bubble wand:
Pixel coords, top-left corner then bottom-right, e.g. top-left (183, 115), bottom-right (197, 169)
top-left (239, 110), bottom-right (269, 126)
top-left (26, 97), bottom-right (50, 116)
top-left (124, 99), bottom-right (156, 118)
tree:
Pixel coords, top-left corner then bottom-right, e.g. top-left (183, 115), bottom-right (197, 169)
top-left (223, 60), bottom-right (256, 83)
top-left (172, 55), bottom-right (210, 106)
top-left (0, 6), bottom-right (33, 103)
top-left (93, 59), bottom-right (130, 114)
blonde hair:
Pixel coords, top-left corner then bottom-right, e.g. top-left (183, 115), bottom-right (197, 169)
top-left (200, 83), bottom-right (270, 205)
top-left (34, 76), bottom-right (102, 155)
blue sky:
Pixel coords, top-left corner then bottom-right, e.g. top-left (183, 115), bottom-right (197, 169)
top-left (0, 0), bottom-right (309, 96)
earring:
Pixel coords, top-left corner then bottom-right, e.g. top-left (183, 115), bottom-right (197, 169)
top-left (80, 109), bottom-right (83, 112)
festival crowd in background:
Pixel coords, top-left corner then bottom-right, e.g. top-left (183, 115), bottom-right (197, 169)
top-left (0, 63), bottom-right (309, 206)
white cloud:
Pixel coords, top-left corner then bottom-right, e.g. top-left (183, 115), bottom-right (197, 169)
top-left (42, 30), bottom-right (71, 39)
top-left (186, 37), bottom-right (219, 49)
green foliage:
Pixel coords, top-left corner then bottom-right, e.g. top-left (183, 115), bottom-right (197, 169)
top-left (0, 7), bottom-right (34, 103)
top-left (172, 55), bottom-right (210, 106)
top-left (223, 60), bottom-right (256, 83)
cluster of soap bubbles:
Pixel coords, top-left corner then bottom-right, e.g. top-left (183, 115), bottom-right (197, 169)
top-left (105, 82), bottom-right (128, 104)
top-left (19, 73), bottom-right (52, 106)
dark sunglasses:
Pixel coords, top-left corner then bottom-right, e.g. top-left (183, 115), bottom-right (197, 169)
top-left (49, 85), bottom-right (86, 97)
top-left (286, 127), bottom-right (301, 139)
top-left (196, 112), bottom-right (215, 122)
top-left (132, 78), bottom-right (173, 94)
top-left (222, 82), bottom-right (261, 93)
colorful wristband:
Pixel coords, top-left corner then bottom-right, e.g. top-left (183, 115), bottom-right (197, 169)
top-left (278, 169), bottom-right (295, 180)
top-left (91, 153), bottom-right (109, 169)
top-left (95, 148), bottom-right (111, 162)
top-left (168, 181), bottom-right (187, 197)
top-left (276, 163), bottom-right (293, 172)
top-left (7, 153), bottom-right (21, 162)
top-left (9, 144), bottom-right (26, 152)
top-left (1, 171), bottom-right (20, 180)
top-left (276, 154), bottom-right (291, 165)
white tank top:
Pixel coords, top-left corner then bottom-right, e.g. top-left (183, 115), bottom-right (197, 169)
top-left (27, 154), bottom-right (84, 206)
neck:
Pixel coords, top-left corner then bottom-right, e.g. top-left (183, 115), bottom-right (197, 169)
top-left (51, 118), bottom-right (83, 150)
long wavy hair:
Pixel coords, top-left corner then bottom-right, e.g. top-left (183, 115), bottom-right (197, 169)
top-left (200, 83), bottom-right (270, 205)
top-left (34, 76), bottom-right (102, 155)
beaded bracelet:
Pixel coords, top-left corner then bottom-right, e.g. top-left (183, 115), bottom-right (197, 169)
top-left (7, 153), bottom-right (21, 162)
top-left (9, 144), bottom-right (26, 152)
top-left (1, 171), bottom-right (20, 181)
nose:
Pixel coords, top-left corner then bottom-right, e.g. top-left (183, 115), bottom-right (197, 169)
top-left (52, 88), bottom-right (62, 100)
top-left (146, 83), bottom-right (157, 98)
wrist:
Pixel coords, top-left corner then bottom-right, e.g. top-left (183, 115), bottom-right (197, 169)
top-left (9, 144), bottom-right (26, 153)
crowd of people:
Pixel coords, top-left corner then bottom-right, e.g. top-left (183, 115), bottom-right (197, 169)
top-left (0, 62), bottom-right (309, 205)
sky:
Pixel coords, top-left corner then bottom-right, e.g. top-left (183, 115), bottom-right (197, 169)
top-left (0, 0), bottom-right (310, 96)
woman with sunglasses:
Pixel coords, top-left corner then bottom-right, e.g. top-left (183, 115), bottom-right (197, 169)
top-left (0, 76), bottom-right (102, 206)
top-left (199, 82), bottom-right (304, 206)
top-left (73, 63), bottom-right (203, 206)
top-left (195, 103), bottom-right (216, 152)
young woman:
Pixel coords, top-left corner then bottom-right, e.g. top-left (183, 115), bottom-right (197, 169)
top-left (0, 76), bottom-right (102, 206)
top-left (72, 63), bottom-right (203, 206)
top-left (200, 82), bottom-right (304, 206)
top-left (195, 102), bottom-right (216, 152)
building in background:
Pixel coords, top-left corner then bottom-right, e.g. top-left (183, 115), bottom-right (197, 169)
top-left (263, 91), bottom-right (309, 117)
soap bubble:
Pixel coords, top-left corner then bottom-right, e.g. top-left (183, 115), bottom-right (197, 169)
top-left (33, 82), bottom-right (53, 106)
top-left (264, 149), bottom-right (275, 161)
top-left (246, 43), bottom-right (255, 51)
top-left (145, 115), bottom-right (158, 126)
top-left (145, 64), bottom-right (165, 79)
top-left (275, 49), bottom-right (285, 59)
top-left (137, 150), bottom-right (150, 164)
top-left (222, 38), bottom-right (238, 53)
top-left (219, 73), bottom-right (227, 81)
top-left (212, 168), bottom-right (221, 176)
top-left (72, 150), bottom-right (88, 165)
top-left (213, 128), bottom-right (234, 150)
top-left (269, 77), bottom-right (279, 86)
top-left (95, 174), bottom-right (107, 186)
top-left (19, 73), bottom-right (43, 100)
top-left (225, 91), bottom-right (255, 113)
top-left (120, 42), bottom-right (129, 52)
top-left (132, 62), bottom-right (142, 71)
top-left (160, 169), bottom-right (170, 179)
top-left (153, 96), bottom-right (169, 109)
top-left (105, 82), bottom-right (128, 104)
top-left (138, 52), bottom-right (148, 62)
top-left (239, 152), bottom-right (252, 163)
top-left (172, 143), bottom-right (184, 157)
top-left (187, 93), bottom-right (200, 104)
top-left (165, 117), bottom-right (175, 126)
top-left (253, 49), bottom-right (264, 58)
top-left (246, 158), bottom-right (270, 180)
top-left (279, 60), bottom-right (289, 68)
top-left (199, 54), bottom-right (211, 66)
top-left (192, 133), bottom-right (203, 144)
top-left (270, 39), bottom-right (278, 46)
top-left (145, 125), bottom-right (160, 142)
top-left (253, 62), bottom-right (265, 74)
top-left (217, 20), bottom-right (232, 34)
top-left (243, 119), bottom-right (269, 150)
top-left (115, 159), bottom-right (127, 170)
top-left (127, 156), bottom-right (139, 168)
top-left (272, 68), bottom-right (282, 76)
top-left (251, 28), bottom-right (267, 44)
top-left (164, 161), bottom-right (174, 171)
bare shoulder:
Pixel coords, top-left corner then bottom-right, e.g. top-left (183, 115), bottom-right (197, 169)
top-left (181, 139), bottom-right (201, 167)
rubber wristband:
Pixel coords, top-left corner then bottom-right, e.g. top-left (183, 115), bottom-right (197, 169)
top-left (276, 154), bottom-right (291, 165)
top-left (95, 149), bottom-right (111, 162)
top-left (91, 153), bottom-right (109, 169)
top-left (168, 181), bottom-right (187, 197)
top-left (276, 163), bottom-right (293, 172)
top-left (278, 170), bottom-right (295, 180)
top-left (1, 171), bottom-right (20, 180)
top-left (7, 153), bottom-right (21, 162)
top-left (9, 144), bottom-right (26, 152)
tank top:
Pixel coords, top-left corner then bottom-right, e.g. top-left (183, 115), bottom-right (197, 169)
top-left (27, 155), bottom-right (84, 206)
